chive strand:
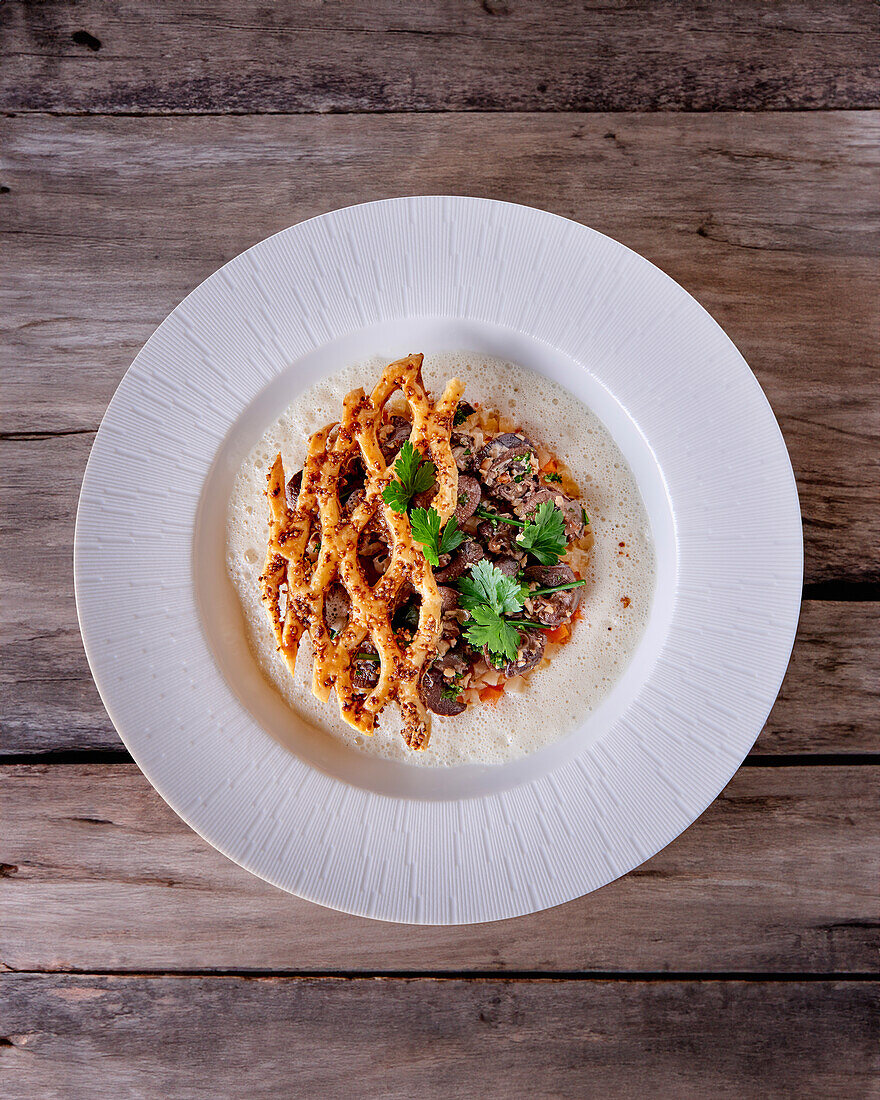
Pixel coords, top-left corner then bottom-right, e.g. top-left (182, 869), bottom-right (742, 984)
top-left (475, 507), bottom-right (525, 528)
top-left (527, 580), bottom-right (587, 596)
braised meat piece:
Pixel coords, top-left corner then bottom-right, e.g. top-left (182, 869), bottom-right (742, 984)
top-left (522, 563), bottom-right (581, 628)
top-left (421, 652), bottom-right (469, 716)
top-left (476, 515), bottom-right (521, 557)
top-left (437, 585), bottom-right (460, 614)
top-left (493, 556), bottom-right (521, 578)
top-left (500, 629), bottom-right (545, 678)
top-left (453, 401), bottom-right (476, 425)
top-left (286, 470), bottom-right (302, 509)
top-left (451, 430), bottom-right (478, 473)
top-left (476, 432), bottom-right (539, 505)
top-left (453, 475), bottom-right (481, 526)
top-left (437, 585), bottom-right (462, 642)
top-left (352, 651), bottom-right (380, 690)
top-left (434, 538), bottom-right (485, 583)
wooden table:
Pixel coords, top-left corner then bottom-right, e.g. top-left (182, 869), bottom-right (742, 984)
top-left (2, 4), bottom-right (878, 1096)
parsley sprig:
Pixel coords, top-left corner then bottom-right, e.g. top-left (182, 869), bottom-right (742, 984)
top-left (458, 559), bottom-right (526, 616)
top-left (475, 500), bottom-right (569, 566)
top-left (381, 441), bottom-right (436, 514)
top-left (456, 560), bottom-right (549, 663)
top-left (516, 500), bottom-right (568, 565)
top-left (410, 507), bottom-right (465, 566)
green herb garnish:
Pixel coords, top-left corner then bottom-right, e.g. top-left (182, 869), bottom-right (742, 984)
top-left (527, 579), bottom-right (586, 597)
top-left (456, 560), bottom-right (550, 663)
top-left (462, 604), bottom-right (524, 663)
top-left (543, 471), bottom-right (562, 484)
top-left (516, 500), bottom-right (568, 565)
top-left (458, 558), bottom-right (525, 617)
top-left (475, 503), bottom-right (569, 565)
top-left (381, 441), bottom-right (436, 514)
top-left (409, 507), bottom-right (466, 567)
top-left (475, 507), bottom-right (524, 527)
top-left (453, 402), bottom-right (474, 427)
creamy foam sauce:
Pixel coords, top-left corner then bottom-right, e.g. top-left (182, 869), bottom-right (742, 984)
top-left (226, 353), bottom-right (656, 767)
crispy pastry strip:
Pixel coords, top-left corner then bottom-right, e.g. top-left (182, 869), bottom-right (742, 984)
top-left (259, 353), bottom-right (463, 748)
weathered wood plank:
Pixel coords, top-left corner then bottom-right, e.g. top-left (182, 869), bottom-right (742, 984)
top-left (2, 765), bottom-right (876, 973)
top-left (2, 0), bottom-right (878, 115)
top-left (2, 975), bottom-right (877, 1100)
top-left (2, 422), bottom-right (878, 755)
top-left (758, 600), bottom-right (880, 755)
top-left (3, 113), bottom-right (878, 588)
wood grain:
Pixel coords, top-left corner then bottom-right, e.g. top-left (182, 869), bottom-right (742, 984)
top-left (4, 422), bottom-right (879, 763)
top-left (3, 113), bottom-right (877, 590)
top-left (2, 13), bottom-right (877, 1095)
top-left (2, 1), bottom-right (878, 115)
top-left (2, 974), bottom-right (877, 1100)
top-left (2, 764), bottom-right (876, 974)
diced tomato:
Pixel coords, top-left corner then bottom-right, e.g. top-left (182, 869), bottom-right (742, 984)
top-left (547, 623), bottom-right (571, 645)
top-left (478, 685), bottom-right (505, 707)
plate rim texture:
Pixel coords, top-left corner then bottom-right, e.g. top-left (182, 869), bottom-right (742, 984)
top-left (74, 197), bottom-right (803, 924)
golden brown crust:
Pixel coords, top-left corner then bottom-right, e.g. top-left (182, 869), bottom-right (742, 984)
top-left (259, 353), bottom-right (463, 749)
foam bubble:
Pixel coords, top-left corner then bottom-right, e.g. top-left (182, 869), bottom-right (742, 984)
top-left (226, 352), bottom-right (656, 767)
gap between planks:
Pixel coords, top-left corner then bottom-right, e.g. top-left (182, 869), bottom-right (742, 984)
top-left (3, 751), bottom-right (880, 767)
top-left (3, 972), bottom-right (875, 990)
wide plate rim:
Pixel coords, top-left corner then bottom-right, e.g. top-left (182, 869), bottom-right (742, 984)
top-left (74, 196), bottom-right (803, 924)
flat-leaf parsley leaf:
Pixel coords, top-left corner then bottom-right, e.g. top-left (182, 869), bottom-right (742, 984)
top-left (455, 561), bottom-right (549, 664)
top-left (462, 604), bottom-right (522, 663)
top-left (410, 507), bottom-right (465, 567)
top-left (457, 559), bottom-right (525, 617)
top-left (381, 440), bottom-right (436, 514)
top-left (516, 500), bottom-right (568, 565)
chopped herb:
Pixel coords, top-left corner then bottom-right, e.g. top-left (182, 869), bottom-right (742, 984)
top-left (453, 401), bottom-right (475, 427)
top-left (581, 507), bottom-right (590, 527)
top-left (409, 507), bottom-right (466, 567)
top-left (381, 441), bottom-right (436, 514)
top-left (543, 471), bottom-right (562, 484)
top-left (441, 682), bottom-right (464, 701)
top-left (356, 651), bottom-right (380, 662)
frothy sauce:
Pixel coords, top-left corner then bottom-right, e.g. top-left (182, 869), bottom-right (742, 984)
top-left (226, 352), bottom-right (656, 767)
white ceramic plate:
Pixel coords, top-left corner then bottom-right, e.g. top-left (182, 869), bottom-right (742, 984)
top-left (75, 197), bottom-right (802, 924)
